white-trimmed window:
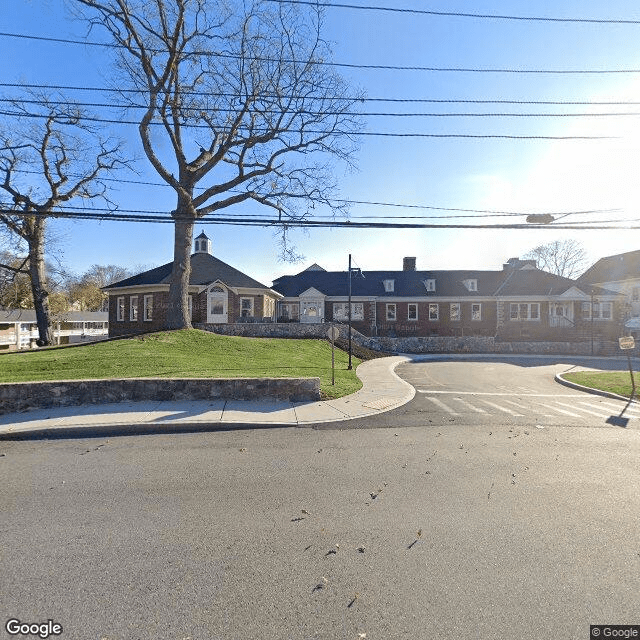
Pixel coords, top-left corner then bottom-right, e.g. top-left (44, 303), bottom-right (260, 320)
top-left (450, 303), bottom-right (461, 322)
top-left (429, 303), bottom-right (439, 321)
top-left (280, 303), bottom-right (299, 320)
top-left (333, 302), bottom-right (364, 321)
top-left (143, 295), bottom-right (153, 321)
top-left (240, 297), bottom-right (254, 318)
top-left (471, 303), bottom-right (482, 321)
top-left (117, 296), bottom-right (125, 321)
top-left (582, 301), bottom-right (612, 320)
top-left (408, 303), bottom-right (418, 320)
top-left (510, 303), bottom-right (540, 321)
top-left (424, 279), bottom-right (436, 292)
top-left (129, 296), bottom-right (138, 321)
top-left (386, 303), bottom-right (396, 321)
top-left (383, 279), bottom-right (395, 293)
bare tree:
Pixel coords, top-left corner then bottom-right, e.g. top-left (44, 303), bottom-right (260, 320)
top-left (523, 239), bottom-right (588, 279)
top-left (73, 0), bottom-right (363, 329)
top-left (68, 264), bottom-right (133, 311)
top-left (0, 94), bottom-right (126, 345)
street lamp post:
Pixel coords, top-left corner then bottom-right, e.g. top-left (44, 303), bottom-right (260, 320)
top-left (348, 253), bottom-right (352, 370)
top-left (590, 289), bottom-right (599, 356)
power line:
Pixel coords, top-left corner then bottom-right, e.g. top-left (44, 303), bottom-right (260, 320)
top-left (2, 97), bottom-right (640, 119)
top-left (1, 208), bottom-right (637, 230)
top-left (266, 0), bottom-right (640, 25)
top-left (0, 109), bottom-right (615, 139)
top-left (2, 32), bottom-right (640, 74)
top-left (8, 170), bottom-right (619, 219)
top-left (4, 83), bottom-right (640, 106)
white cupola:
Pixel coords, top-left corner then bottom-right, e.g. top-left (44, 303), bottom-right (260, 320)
top-left (194, 231), bottom-right (212, 254)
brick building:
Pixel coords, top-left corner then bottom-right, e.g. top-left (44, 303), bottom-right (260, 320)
top-left (104, 232), bottom-right (282, 337)
top-left (272, 257), bottom-right (623, 341)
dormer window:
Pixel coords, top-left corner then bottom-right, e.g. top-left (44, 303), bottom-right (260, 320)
top-left (463, 279), bottom-right (478, 292)
top-left (383, 279), bottom-right (395, 293)
top-left (424, 279), bottom-right (436, 292)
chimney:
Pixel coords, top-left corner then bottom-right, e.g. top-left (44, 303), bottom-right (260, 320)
top-left (403, 257), bottom-right (416, 271)
top-left (503, 257), bottom-right (537, 271)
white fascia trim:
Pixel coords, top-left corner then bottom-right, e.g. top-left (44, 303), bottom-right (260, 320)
top-left (375, 296), bottom-right (495, 303)
top-left (236, 287), bottom-right (284, 299)
top-left (105, 285), bottom-right (169, 294)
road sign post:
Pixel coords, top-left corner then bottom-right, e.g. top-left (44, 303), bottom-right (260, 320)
top-left (619, 336), bottom-right (636, 399)
top-left (327, 326), bottom-right (340, 386)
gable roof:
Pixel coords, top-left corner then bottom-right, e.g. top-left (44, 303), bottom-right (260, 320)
top-left (578, 249), bottom-right (640, 285)
top-left (494, 268), bottom-right (581, 296)
top-left (272, 269), bottom-right (505, 298)
top-left (273, 264), bottom-right (623, 299)
top-left (106, 252), bottom-right (270, 290)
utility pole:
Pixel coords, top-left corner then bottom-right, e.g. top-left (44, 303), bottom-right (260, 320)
top-left (348, 253), bottom-right (352, 370)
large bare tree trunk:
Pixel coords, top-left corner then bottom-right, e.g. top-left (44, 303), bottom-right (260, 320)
top-left (166, 216), bottom-right (195, 330)
top-left (29, 224), bottom-right (53, 346)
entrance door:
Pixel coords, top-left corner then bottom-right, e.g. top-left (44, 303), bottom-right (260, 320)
top-left (207, 288), bottom-right (228, 323)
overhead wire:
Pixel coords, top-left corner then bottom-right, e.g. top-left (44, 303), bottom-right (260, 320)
top-left (2, 32), bottom-right (640, 74)
top-left (0, 207), bottom-right (638, 229)
top-left (3, 83), bottom-right (640, 106)
top-left (2, 97), bottom-right (640, 119)
top-left (5, 170), bottom-right (620, 219)
top-left (265, 1), bottom-right (640, 25)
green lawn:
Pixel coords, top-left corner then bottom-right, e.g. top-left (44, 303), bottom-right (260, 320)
top-left (562, 371), bottom-right (638, 398)
top-left (0, 329), bottom-right (362, 399)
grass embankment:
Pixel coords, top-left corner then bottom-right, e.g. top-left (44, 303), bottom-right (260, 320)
top-left (563, 371), bottom-right (637, 399)
top-left (0, 329), bottom-right (362, 399)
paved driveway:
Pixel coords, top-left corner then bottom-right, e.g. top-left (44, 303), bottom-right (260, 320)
top-left (348, 356), bottom-right (639, 431)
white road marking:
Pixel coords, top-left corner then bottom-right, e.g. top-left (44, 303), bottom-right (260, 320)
top-left (576, 401), bottom-right (637, 420)
top-left (591, 400), bottom-right (640, 417)
top-left (503, 398), bottom-right (552, 418)
top-left (480, 400), bottom-right (524, 417)
top-left (555, 401), bottom-right (612, 418)
top-left (425, 397), bottom-right (460, 416)
top-left (534, 402), bottom-right (583, 418)
top-left (417, 390), bottom-right (586, 397)
top-left (452, 397), bottom-right (488, 414)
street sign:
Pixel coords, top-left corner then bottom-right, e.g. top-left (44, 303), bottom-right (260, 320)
top-left (619, 336), bottom-right (635, 350)
top-left (327, 327), bottom-right (340, 342)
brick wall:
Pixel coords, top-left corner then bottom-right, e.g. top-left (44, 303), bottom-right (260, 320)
top-left (374, 300), bottom-right (496, 338)
top-left (109, 292), bottom-right (172, 337)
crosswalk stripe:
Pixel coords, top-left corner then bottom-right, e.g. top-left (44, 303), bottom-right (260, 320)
top-left (509, 399), bottom-right (553, 418)
top-left (577, 401), bottom-right (637, 420)
top-left (534, 402), bottom-right (583, 418)
top-left (582, 400), bottom-right (640, 417)
top-left (452, 397), bottom-right (488, 413)
top-left (426, 397), bottom-right (460, 416)
top-left (480, 400), bottom-right (524, 417)
top-left (555, 401), bottom-right (611, 418)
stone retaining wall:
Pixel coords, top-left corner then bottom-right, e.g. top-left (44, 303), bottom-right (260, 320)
top-left (196, 323), bottom-right (611, 356)
top-left (194, 322), bottom-right (342, 340)
top-left (0, 377), bottom-right (320, 415)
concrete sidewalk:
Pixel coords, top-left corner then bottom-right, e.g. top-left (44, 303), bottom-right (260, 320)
top-left (0, 356), bottom-right (415, 438)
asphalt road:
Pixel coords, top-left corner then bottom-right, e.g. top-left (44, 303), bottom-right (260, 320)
top-left (1, 357), bottom-right (639, 640)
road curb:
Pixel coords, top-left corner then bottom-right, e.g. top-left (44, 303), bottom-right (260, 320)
top-left (554, 373), bottom-right (638, 404)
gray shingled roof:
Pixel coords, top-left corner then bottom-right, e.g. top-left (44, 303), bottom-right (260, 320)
top-left (273, 265), bottom-right (622, 299)
top-left (0, 310), bottom-right (108, 323)
top-left (272, 269), bottom-right (505, 298)
top-left (106, 253), bottom-right (270, 290)
top-left (578, 249), bottom-right (640, 285)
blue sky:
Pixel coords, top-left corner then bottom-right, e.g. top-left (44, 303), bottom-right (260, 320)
top-left (3, 0), bottom-right (640, 285)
